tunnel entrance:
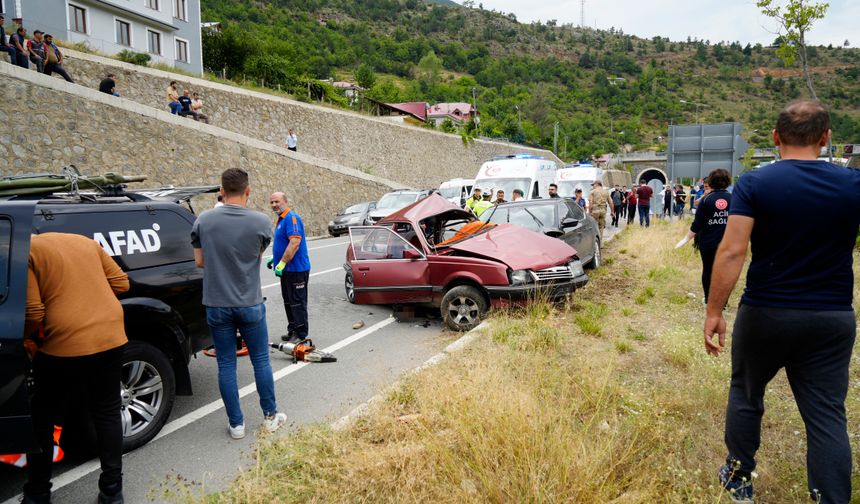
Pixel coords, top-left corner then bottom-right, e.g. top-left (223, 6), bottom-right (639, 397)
top-left (638, 169), bottom-right (669, 215)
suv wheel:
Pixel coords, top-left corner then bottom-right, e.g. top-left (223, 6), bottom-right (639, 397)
top-left (586, 238), bottom-right (601, 270)
top-left (345, 271), bottom-right (356, 304)
top-left (441, 285), bottom-right (488, 332)
top-left (120, 341), bottom-right (175, 452)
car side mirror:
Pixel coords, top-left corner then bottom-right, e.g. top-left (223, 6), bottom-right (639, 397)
top-left (561, 217), bottom-right (579, 229)
top-left (403, 248), bottom-right (423, 260)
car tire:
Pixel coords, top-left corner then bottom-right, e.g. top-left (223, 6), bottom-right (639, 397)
top-left (345, 271), bottom-right (356, 304)
top-left (119, 341), bottom-right (175, 452)
top-left (441, 285), bottom-right (488, 332)
top-left (586, 238), bottom-right (601, 270)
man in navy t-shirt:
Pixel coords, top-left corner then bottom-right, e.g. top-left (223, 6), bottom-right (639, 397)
top-left (269, 192), bottom-right (312, 343)
top-left (704, 100), bottom-right (860, 504)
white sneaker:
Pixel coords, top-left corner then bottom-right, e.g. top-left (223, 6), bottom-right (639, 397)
top-left (264, 412), bottom-right (287, 433)
top-left (229, 423), bottom-right (246, 439)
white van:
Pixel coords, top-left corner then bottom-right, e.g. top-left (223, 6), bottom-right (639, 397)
top-left (555, 165), bottom-right (604, 201)
top-left (438, 178), bottom-right (475, 207)
top-left (473, 154), bottom-right (558, 200)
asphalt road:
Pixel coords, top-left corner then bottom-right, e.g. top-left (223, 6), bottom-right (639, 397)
top-left (0, 235), bottom-right (452, 504)
top-left (0, 216), bottom-right (630, 503)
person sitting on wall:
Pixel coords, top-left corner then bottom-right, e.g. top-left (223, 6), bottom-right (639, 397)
top-left (27, 30), bottom-right (46, 73)
top-left (42, 34), bottom-right (73, 83)
top-left (99, 74), bottom-right (120, 97)
top-left (9, 26), bottom-right (29, 69)
top-left (177, 89), bottom-right (199, 120)
top-left (191, 92), bottom-right (210, 124)
top-left (0, 14), bottom-right (17, 64)
top-left (166, 81), bottom-right (181, 114)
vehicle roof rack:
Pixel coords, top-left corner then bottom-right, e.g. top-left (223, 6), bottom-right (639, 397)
top-left (0, 166), bottom-right (147, 198)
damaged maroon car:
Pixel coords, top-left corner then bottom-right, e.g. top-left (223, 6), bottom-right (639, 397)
top-left (344, 194), bottom-right (588, 331)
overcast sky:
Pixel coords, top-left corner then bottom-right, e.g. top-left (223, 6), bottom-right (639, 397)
top-left (471, 0), bottom-right (857, 47)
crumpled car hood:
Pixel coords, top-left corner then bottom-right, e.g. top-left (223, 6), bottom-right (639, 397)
top-left (446, 224), bottom-right (577, 271)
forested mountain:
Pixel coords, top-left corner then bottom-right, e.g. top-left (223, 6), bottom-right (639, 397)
top-left (201, 0), bottom-right (860, 159)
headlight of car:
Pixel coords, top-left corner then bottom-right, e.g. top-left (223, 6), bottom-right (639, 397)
top-left (510, 269), bottom-right (535, 286)
top-left (328, 220), bottom-right (335, 227)
top-left (569, 260), bottom-right (585, 277)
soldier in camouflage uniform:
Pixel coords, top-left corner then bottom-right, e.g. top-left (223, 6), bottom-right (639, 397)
top-left (588, 180), bottom-right (614, 243)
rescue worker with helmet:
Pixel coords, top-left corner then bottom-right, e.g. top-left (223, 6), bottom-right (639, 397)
top-left (588, 180), bottom-right (614, 243)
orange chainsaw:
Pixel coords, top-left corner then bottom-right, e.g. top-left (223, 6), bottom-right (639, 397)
top-left (270, 339), bottom-right (336, 363)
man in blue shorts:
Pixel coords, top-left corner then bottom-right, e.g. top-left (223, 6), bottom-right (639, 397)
top-left (704, 100), bottom-right (860, 504)
top-left (269, 192), bottom-right (311, 343)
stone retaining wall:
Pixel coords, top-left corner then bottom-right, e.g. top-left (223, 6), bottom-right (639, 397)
top-left (0, 63), bottom-right (403, 235)
top-left (58, 49), bottom-right (561, 188)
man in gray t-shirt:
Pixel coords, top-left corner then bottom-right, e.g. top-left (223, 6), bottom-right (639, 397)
top-left (190, 168), bottom-right (286, 439)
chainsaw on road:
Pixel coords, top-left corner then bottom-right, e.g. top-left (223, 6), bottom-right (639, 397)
top-left (270, 339), bottom-right (337, 363)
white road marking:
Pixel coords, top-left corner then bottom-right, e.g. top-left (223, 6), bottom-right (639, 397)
top-left (2, 317), bottom-right (397, 504)
top-left (308, 240), bottom-right (349, 251)
top-left (261, 266), bottom-right (342, 290)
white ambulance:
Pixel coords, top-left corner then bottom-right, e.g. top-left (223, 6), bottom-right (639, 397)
top-left (438, 178), bottom-right (475, 207)
top-left (555, 164), bottom-right (604, 202)
top-left (473, 154), bottom-right (559, 201)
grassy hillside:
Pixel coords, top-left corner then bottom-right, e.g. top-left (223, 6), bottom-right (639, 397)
top-left (201, 0), bottom-right (860, 160)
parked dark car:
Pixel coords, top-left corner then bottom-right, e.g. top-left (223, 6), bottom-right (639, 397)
top-left (344, 195), bottom-right (588, 331)
top-left (364, 189), bottom-right (433, 225)
top-left (0, 184), bottom-right (216, 456)
top-left (479, 198), bottom-right (602, 269)
top-left (328, 201), bottom-right (376, 237)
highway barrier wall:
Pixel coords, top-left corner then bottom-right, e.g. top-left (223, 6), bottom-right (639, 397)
top-left (59, 49), bottom-right (562, 188)
top-left (0, 62), bottom-right (405, 235)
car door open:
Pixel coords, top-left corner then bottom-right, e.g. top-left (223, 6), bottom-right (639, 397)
top-left (0, 202), bottom-right (38, 456)
top-left (348, 226), bottom-right (431, 305)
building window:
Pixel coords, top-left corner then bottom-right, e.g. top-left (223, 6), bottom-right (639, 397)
top-left (175, 38), bottom-right (188, 63)
top-left (174, 0), bottom-right (187, 21)
top-left (69, 4), bottom-right (87, 33)
top-left (145, 0), bottom-right (159, 10)
top-left (115, 20), bottom-right (131, 46)
top-left (147, 30), bottom-right (161, 55)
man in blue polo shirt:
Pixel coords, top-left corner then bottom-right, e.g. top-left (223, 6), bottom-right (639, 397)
top-left (269, 192), bottom-right (311, 343)
top-left (704, 100), bottom-right (860, 504)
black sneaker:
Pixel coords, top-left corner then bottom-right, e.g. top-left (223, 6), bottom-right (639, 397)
top-left (97, 491), bottom-right (124, 504)
top-left (281, 332), bottom-right (301, 343)
top-left (719, 463), bottom-right (754, 503)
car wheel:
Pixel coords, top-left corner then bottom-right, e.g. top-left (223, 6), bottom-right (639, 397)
top-left (441, 285), bottom-right (488, 332)
top-left (120, 341), bottom-right (175, 452)
top-left (586, 238), bottom-right (601, 270)
top-left (345, 271), bottom-right (356, 304)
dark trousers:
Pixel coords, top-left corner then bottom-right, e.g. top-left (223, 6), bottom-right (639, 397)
top-left (637, 204), bottom-right (650, 226)
top-left (24, 345), bottom-right (125, 501)
top-left (0, 45), bottom-right (15, 63)
top-left (44, 63), bottom-right (73, 83)
top-left (611, 206), bottom-right (620, 226)
top-left (15, 50), bottom-right (29, 69)
top-left (626, 204), bottom-right (636, 224)
top-left (725, 306), bottom-right (855, 503)
top-left (287, 146), bottom-right (297, 152)
top-left (699, 246), bottom-right (717, 302)
top-left (280, 270), bottom-right (310, 339)
top-left (30, 54), bottom-right (45, 73)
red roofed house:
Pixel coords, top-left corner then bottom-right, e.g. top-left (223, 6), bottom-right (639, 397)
top-left (426, 102), bottom-right (477, 127)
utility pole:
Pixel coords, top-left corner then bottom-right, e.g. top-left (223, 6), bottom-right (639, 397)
top-left (472, 87), bottom-right (480, 136)
top-left (580, 0), bottom-right (585, 28)
top-left (563, 135), bottom-right (568, 160)
top-left (553, 122), bottom-right (560, 155)
top-left (679, 99), bottom-right (706, 123)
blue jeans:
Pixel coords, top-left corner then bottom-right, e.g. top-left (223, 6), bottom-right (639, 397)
top-left (638, 204), bottom-right (650, 226)
top-left (169, 101), bottom-right (181, 114)
top-left (675, 202), bottom-right (685, 216)
top-left (206, 304), bottom-right (277, 427)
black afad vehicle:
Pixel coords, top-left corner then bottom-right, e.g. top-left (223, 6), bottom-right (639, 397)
top-left (0, 185), bottom-right (216, 456)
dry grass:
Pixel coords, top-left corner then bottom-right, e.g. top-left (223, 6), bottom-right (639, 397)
top-left (196, 219), bottom-right (860, 503)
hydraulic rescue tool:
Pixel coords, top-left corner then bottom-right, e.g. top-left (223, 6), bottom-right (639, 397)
top-left (270, 339), bottom-right (337, 363)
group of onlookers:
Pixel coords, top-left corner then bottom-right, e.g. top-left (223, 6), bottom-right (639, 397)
top-left (166, 80), bottom-right (209, 123)
top-left (0, 15), bottom-right (74, 82)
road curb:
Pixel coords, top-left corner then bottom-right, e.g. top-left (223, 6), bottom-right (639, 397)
top-left (330, 322), bottom-right (489, 431)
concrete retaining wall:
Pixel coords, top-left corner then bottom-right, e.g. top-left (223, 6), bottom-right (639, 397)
top-left (57, 49), bottom-right (561, 188)
top-left (0, 62), bottom-right (404, 235)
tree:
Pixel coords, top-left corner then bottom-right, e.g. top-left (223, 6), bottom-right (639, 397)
top-left (417, 50), bottom-right (443, 89)
top-left (757, 0), bottom-right (829, 100)
top-left (354, 63), bottom-right (376, 89)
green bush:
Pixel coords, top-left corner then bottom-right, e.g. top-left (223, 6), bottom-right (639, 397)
top-left (117, 50), bottom-right (151, 66)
